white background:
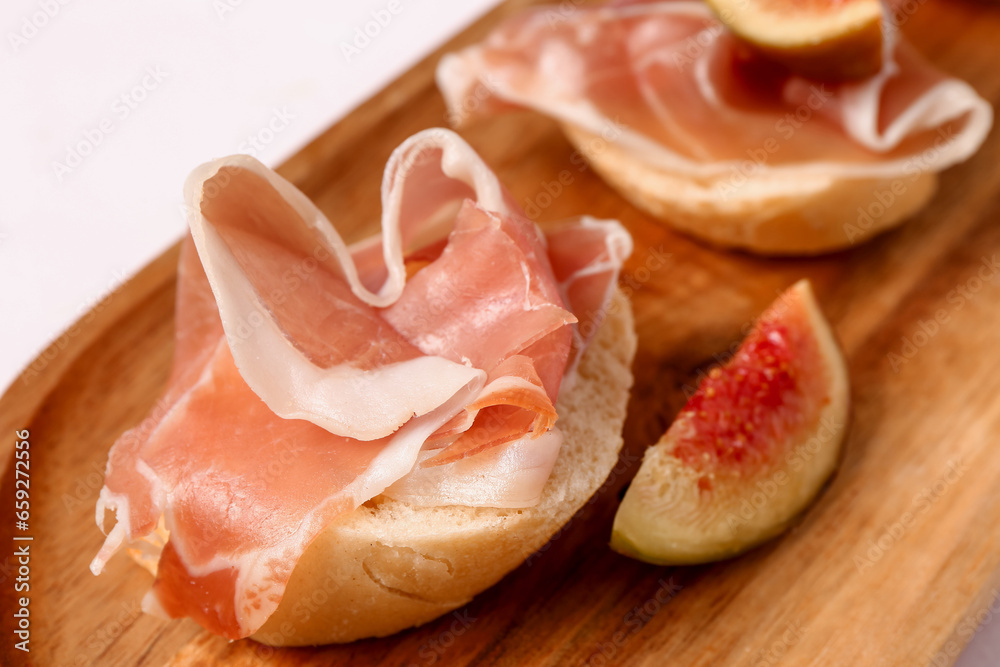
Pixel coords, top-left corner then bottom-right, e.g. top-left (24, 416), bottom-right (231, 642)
top-left (1, 0), bottom-right (997, 663)
top-left (0, 0), bottom-right (496, 392)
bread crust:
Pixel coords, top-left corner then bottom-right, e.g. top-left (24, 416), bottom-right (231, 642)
top-left (250, 288), bottom-right (636, 646)
top-left (562, 124), bottom-right (937, 256)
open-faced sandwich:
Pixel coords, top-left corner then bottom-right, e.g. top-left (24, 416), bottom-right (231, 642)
top-left (438, 0), bottom-right (992, 254)
top-left (90, 128), bottom-right (636, 645)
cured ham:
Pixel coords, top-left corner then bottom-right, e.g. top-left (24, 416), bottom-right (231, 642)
top-left (91, 129), bottom-right (631, 639)
top-left (437, 0), bottom-right (991, 182)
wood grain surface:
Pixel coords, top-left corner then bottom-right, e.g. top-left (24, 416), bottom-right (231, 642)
top-left (3, 0), bottom-right (1000, 665)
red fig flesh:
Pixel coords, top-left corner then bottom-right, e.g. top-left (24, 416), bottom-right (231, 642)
top-left (612, 280), bottom-right (849, 565)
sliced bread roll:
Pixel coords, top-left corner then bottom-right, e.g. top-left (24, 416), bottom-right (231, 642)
top-left (248, 288), bottom-right (636, 646)
top-left (562, 124), bottom-right (938, 256)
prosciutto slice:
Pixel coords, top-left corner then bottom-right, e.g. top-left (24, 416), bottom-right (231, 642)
top-left (437, 1), bottom-right (991, 181)
top-left (91, 129), bottom-right (631, 639)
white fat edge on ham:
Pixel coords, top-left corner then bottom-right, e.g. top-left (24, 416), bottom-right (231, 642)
top-left (171, 346), bottom-right (486, 582)
top-left (90, 334), bottom-right (232, 576)
top-left (139, 370), bottom-right (482, 634)
top-left (824, 20), bottom-right (989, 159)
top-left (92, 489), bottom-right (130, 574)
top-left (184, 140), bottom-right (496, 441)
top-left (436, 1), bottom-right (992, 182)
top-left (550, 216), bottom-right (633, 390)
top-left (182, 128), bottom-right (539, 443)
top-left (384, 429), bottom-right (565, 507)
top-left (91, 128), bottom-right (633, 638)
top-left (383, 216), bottom-right (632, 507)
top-left (422, 372), bottom-right (552, 442)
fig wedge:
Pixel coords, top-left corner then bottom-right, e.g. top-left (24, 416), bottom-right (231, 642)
top-left (612, 280), bottom-right (849, 565)
top-left (706, 0), bottom-right (884, 81)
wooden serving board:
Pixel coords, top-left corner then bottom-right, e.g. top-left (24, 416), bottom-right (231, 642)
top-left (4, 1), bottom-right (1000, 664)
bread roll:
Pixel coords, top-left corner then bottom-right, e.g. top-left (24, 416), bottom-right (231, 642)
top-left (246, 288), bottom-right (636, 646)
top-left (562, 124), bottom-right (938, 256)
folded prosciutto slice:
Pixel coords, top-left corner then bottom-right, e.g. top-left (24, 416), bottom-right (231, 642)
top-left (437, 0), bottom-right (991, 181)
top-left (91, 129), bottom-right (632, 639)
